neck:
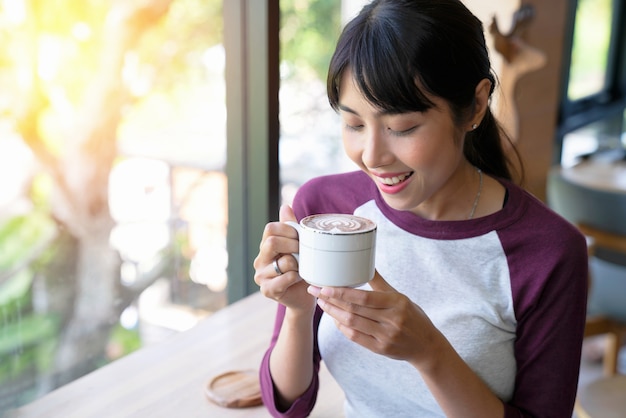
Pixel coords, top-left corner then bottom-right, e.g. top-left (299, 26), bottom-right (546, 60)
top-left (468, 168), bottom-right (483, 219)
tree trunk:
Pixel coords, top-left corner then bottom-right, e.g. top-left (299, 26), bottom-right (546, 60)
top-left (52, 223), bottom-right (120, 385)
top-left (14, 0), bottom-right (174, 386)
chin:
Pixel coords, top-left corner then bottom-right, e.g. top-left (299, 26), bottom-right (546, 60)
top-left (379, 194), bottom-right (420, 213)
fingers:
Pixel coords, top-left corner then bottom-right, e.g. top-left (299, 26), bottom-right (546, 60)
top-left (309, 286), bottom-right (382, 346)
top-left (255, 253), bottom-right (301, 298)
top-left (263, 254), bottom-right (298, 281)
top-left (308, 282), bottom-right (416, 359)
top-left (259, 222), bottom-right (299, 248)
top-left (309, 279), bottom-right (392, 310)
top-left (303, 271), bottom-right (394, 307)
top-left (308, 286), bottom-right (372, 308)
top-left (307, 287), bottom-right (381, 341)
top-left (253, 204), bottom-right (303, 300)
top-left (272, 257), bottom-right (283, 276)
top-left (368, 270), bottom-right (396, 292)
top-left (306, 272), bottom-right (398, 330)
top-left (255, 206), bottom-right (299, 271)
top-left (279, 203), bottom-right (297, 223)
top-left (257, 269), bottom-right (302, 300)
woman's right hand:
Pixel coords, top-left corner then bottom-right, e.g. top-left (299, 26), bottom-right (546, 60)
top-left (254, 205), bottom-right (316, 314)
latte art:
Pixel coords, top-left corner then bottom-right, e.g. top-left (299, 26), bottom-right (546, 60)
top-left (302, 214), bottom-right (376, 234)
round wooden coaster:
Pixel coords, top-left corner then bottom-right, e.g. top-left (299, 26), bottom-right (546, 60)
top-left (205, 369), bottom-right (263, 408)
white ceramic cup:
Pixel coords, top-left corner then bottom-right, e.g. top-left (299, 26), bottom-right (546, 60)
top-left (286, 213), bottom-right (376, 287)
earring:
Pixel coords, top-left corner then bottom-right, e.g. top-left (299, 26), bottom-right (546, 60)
top-left (472, 123), bottom-right (478, 130)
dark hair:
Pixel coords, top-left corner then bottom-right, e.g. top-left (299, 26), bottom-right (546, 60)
top-left (327, 0), bottom-right (522, 182)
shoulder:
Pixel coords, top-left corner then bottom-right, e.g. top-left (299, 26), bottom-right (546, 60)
top-left (499, 181), bottom-right (588, 276)
top-left (499, 180), bottom-right (588, 309)
top-left (504, 180), bottom-right (586, 246)
top-left (292, 171), bottom-right (377, 219)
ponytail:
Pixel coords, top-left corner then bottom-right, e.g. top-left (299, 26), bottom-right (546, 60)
top-left (464, 107), bottom-right (524, 183)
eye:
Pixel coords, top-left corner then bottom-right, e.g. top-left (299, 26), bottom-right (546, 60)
top-left (345, 123), bottom-right (364, 132)
top-left (388, 125), bottom-right (418, 136)
top-left (385, 113), bottom-right (421, 136)
top-left (342, 116), bottom-right (364, 132)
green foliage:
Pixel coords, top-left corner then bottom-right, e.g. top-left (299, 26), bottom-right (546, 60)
top-left (0, 269), bottom-right (32, 310)
top-left (280, 0), bottom-right (342, 80)
top-left (0, 210), bottom-right (59, 386)
top-left (0, 211), bottom-right (59, 385)
top-left (0, 212), bottom-right (56, 273)
top-left (136, 0), bottom-right (223, 91)
top-left (0, 0), bottom-right (224, 125)
top-left (0, 314), bottom-right (58, 356)
top-left (0, 313), bottom-right (59, 384)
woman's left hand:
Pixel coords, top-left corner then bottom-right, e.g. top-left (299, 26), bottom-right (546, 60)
top-left (307, 271), bottom-right (441, 367)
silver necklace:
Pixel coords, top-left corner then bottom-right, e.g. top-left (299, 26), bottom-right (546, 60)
top-left (468, 168), bottom-right (483, 220)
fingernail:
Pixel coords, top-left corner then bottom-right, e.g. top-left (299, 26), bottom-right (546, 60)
top-left (307, 286), bottom-right (321, 296)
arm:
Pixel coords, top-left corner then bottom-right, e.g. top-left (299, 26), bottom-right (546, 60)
top-left (254, 204), bottom-right (323, 417)
top-left (259, 305), bottom-right (323, 417)
top-left (503, 232), bottom-right (589, 417)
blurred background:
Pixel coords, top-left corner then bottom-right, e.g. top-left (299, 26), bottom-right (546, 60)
top-left (0, 0), bottom-right (350, 410)
top-left (0, 0), bottom-right (621, 413)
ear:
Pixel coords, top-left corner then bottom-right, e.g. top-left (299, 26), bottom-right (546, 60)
top-left (469, 78), bottom-right (492, 130)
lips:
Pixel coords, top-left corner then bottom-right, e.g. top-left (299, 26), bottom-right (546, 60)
top-left (373, 171), bottom-right (414, 194)
top-left (378, 172), bottom-right (413, 185)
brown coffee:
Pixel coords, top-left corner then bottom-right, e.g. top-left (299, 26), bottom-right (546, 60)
top-left (301, 214), bottom-right (376, 234)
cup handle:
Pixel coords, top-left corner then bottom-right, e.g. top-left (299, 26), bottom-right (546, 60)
top-left (284, 221), bottom-right (300, 262)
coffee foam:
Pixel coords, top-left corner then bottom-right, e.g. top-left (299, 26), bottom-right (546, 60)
top-left (302, 214), bottom-right (376, 234)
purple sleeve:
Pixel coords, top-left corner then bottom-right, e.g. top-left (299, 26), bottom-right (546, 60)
top-left (259, 304), bottom-right (324, 417)
top-left (501, 208), bottom-right (588, 417)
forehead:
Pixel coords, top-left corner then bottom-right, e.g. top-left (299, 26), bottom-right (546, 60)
top-left (338, 69), bottom-right (450, 117)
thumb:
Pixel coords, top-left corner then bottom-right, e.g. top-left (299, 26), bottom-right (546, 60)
top-left (369, 270), bottom-right (396, 292)
top-left (279, 204), bottom-right (297, 223)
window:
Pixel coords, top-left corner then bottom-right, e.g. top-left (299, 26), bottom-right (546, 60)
top-left (278, 0), bottom-right (357, 205)
top-left (0, 0), bottom-right (227, 410)
top-left (567, 0), bottom-right (614, 101)
top-left (557, 0), bottom-right (626, 166)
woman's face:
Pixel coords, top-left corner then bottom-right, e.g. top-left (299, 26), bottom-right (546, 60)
top-left (338, 71), bottom-right (473, 220)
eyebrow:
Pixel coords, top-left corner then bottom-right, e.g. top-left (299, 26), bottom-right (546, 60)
top-left (337, 103), bottom-right (405, 117)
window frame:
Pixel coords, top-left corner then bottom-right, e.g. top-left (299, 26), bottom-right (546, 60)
top-left (555, 0), bottom-right (626, 162)
top-left (223, 0), bottom-right (280, 303)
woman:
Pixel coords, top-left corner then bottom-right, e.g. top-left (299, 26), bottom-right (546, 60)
top-left (254, 1), bottom-right (588, 417)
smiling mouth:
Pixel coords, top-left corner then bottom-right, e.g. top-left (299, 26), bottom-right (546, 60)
top-left (377, 172), bottom-right (414, 186)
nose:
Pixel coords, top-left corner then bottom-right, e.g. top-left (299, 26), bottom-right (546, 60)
top-left (361, 127), bottom-right (393, 169)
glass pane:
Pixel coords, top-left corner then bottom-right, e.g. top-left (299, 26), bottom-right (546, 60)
top-left (0, 0), bottom-right (225, 410)
top-left (279, 0), bottom-right (362, 205)
top-left (567, 0), bottom-right (614, 100)
top-left (623, 109), bottom-right (626, 149)
top-left (560, 112), bottom-right (624, 167)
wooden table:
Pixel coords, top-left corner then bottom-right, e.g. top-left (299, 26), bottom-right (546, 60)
top-left (560, 158), bottom-right (626, 194)
top-left (7, 293), bottom-right (344, 418)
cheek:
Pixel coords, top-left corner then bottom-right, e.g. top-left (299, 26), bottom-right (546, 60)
top-left (342, 134), bottom-right (364, 165)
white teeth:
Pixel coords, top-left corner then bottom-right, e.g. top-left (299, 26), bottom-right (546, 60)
top-left (379, 174), bottom-right (409, 185)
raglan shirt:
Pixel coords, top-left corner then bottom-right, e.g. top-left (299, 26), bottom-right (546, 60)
top-left (259, 170), bottom-right (588, 418)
